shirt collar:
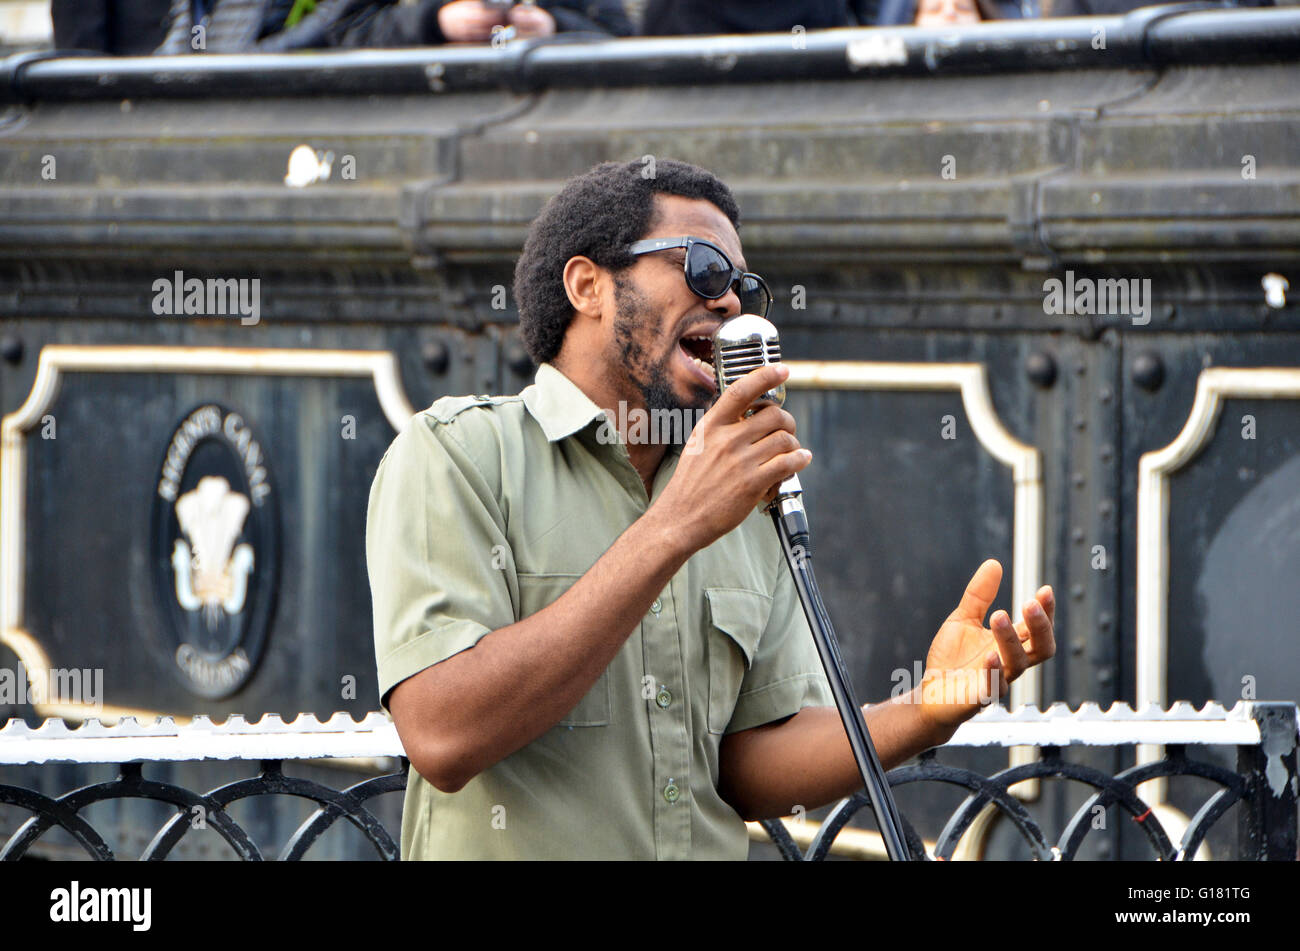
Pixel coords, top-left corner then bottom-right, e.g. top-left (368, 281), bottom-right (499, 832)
top-left (522, 363), bottom-right (610, 443)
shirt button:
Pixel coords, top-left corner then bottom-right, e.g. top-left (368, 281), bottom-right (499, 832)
top-left (663, 781), bottom-right (681, 803)
top-left (650, 598), bottom-right (662, 615)
top-left (655, 687), bottom-right (672, 709)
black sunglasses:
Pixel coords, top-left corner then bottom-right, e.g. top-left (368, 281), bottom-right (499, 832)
top-left (626, 236), bottom-right (772, 318)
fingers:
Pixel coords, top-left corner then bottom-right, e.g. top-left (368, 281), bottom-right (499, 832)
top-left (1011, 588), bottom-right (1056, 653)
top-left (713, 364), bottom-right (789, 423)
top-left (1037, 585), bottom-right (1055, 626)
top-left (989, 608), bottom-right (1030, 681)
top-left (748, 415), bottom-right (808, 492)
top-left (754, 445), bottom-right (812, 490)
top-left (748, 425), bottom-right (800, 460)
top-left (741, 404), bottom-right (797, 444)
top-left (1021, 589), bottom-right (1056, 662)
top-left (948, 559), bottom-right (1002, 626)
top-left (981, 651), bottom-right (1009, 704)
top-left (508, 5), bottom-right (555, 35)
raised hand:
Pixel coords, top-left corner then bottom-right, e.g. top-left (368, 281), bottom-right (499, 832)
top-left (916, 559), bottom-right (1055, 737)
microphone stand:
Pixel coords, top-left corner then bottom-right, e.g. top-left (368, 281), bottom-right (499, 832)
top-left (710, 313), bottom-right (911, 860)
top-left (769, 492), bottom-right (913, 861)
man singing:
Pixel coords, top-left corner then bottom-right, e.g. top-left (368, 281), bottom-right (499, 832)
top-left (366, 158), bottom-right (1056, 859)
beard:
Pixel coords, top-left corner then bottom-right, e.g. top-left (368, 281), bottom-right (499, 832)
top-left (608, 274), bottom-right (714, 446)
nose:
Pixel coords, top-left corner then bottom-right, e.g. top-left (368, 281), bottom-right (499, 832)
top-left (708, 282), bottom-right (743, 319)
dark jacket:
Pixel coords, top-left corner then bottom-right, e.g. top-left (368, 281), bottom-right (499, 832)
top-left (53, 0), bottom-right (174, 55)
top-left (638, 0), bottom-right (879, 35)
top-left (155, 0), bottom-right (633, 54)
top-left (1043, 0), bottom-right (1268, 14)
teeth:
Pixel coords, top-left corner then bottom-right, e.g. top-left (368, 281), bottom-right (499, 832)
top-left (680, 335), bottom-right (715, 380)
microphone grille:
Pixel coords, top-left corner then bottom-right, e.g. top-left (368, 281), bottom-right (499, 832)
top-left (712, 315), bottom-right (784, 404)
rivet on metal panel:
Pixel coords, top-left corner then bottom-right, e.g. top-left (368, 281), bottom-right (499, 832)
top-left (422, 340), bottom-right (449, 375)
top-left (1132, 352), bottom-right (1164, 391)
top-left (1026, 351), bottom-right (1056, 388)
top-left (0, 336), bottom-right (22, 364)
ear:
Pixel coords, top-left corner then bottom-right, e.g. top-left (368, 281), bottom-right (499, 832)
top-left (562, 255), bottom-right (605, 324)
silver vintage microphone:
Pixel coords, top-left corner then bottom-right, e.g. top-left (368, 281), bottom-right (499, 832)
top-left (712, 315), bottom-right (809, 544)
top-left (710, 313), bottom-right (912, 862)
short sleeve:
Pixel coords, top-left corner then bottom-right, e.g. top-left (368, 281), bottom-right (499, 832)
top-left (366, 414), bottom-right (517, 713)
top-left (725, 550), bottom-right (834, 734)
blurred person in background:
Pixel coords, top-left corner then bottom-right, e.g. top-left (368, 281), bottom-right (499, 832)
top-left (868, 0), bottom-right (1271, 28)
top-left (636, 0), bottom-right (1034, 34)
top-left (52, 0), bottom-right (173, 54)
top-left (637, 0), bottom-right (879, 34)
top-left (1042, 0), bottom-right (1270, 14)
top-left (155, 0), bottom-right (632, 54)
top-left (877, 0), bottom-right (1032, 26)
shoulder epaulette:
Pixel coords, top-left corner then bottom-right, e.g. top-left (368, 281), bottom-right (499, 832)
top-left (424, 393), bottom-right (521, 425)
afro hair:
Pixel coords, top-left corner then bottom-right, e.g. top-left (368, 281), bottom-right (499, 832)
top-left (512, 159), bottom-right (741, 366)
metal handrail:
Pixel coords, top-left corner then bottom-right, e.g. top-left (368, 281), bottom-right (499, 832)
top-left (3, 6), bottom-right (1299, 103)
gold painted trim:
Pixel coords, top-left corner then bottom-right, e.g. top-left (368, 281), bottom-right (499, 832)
top-left (1, 345), bottom-right (416, 724)
top-left (1136, 366), bottom-right (1300, 805)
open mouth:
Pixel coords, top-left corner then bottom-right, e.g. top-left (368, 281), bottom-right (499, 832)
top-left (679, 333), bottom-right (715, 385)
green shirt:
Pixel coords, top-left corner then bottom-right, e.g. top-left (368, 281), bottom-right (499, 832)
top-left (366, 362), bottom-right (833, 859)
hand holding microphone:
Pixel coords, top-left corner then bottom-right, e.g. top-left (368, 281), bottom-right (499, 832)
top-left (649, 357), bottom-right (811, 556)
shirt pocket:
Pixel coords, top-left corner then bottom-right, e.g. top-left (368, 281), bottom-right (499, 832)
top-left (705, 587), bottom-right (773, 734)
top-left (517, 572), bottom-right (611, 727)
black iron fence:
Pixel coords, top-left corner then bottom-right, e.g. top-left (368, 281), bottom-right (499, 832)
top-left (1, 702), bottom-right (1293, 861)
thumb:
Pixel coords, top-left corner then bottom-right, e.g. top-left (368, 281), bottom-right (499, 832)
top-left (947, 558), bottom-right (1003, 626)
